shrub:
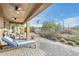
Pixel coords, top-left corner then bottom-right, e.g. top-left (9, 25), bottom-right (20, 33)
top-left (30, 26), bottom-right (35, 32)
top-left (67, 41), bottom-right (76, 46)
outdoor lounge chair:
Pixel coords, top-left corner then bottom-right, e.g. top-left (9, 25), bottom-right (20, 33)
top-left (2, 36), bottom-right (36, 48)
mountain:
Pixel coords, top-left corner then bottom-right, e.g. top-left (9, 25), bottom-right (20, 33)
top-left (71, 25), bottom-right (79, 29)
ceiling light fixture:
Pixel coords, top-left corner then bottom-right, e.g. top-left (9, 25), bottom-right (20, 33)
top-left (14, 5), bottom-right (26, 15)
top-left (15, 6), bottom-right (23, 14)
top-left (12, 17), bottom-right (16, 20)
top-left (16, 11), bottom-right (20, 14)
top-left (15, 6), bottom-right (22, 11)
top-left (15, 6), bottom-right (18, 11)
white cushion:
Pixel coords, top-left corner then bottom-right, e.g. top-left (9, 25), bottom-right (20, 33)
top-left (4, 36), bottom-right (13, 42)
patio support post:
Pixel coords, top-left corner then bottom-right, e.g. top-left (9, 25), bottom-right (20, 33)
top-left (26, 21), bottom-right (31, 40)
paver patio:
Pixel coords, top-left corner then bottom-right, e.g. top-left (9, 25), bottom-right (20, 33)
top-left (0, 34), bottom-right (79, 56)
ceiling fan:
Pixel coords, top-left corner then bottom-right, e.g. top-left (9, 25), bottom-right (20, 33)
top-left (8, 4), bottom-right (26, 14)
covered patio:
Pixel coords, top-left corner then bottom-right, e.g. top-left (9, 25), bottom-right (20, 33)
top-left (0, 3), bottom-right (51, 46)
top-left (0, 3), bottom-right (79, 56)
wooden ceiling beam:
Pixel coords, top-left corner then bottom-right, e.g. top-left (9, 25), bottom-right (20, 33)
top-left (24, 3), bottom-right (42, 23)
top-left (24, 3), bottom-right (52, 23)
top-left (0, 3), bottom-right (52, 24)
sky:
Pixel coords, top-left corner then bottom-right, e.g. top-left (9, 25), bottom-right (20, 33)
top-left (30, 3), bottom-right (79, 27)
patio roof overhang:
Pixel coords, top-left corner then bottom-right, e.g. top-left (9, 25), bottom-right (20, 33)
top-left (0, 3), bottom-right (52, 24)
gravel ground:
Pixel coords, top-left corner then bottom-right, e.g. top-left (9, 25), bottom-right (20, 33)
top-left (0, 34), bottom-right (79, 56)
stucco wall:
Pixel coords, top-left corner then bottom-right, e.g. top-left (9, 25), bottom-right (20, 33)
top-left (0, 17), bottom-right (9, 37)
top-left (4, 19), bottom-right (10, 29)
top-left (0, 17), bottom-right (4, 37)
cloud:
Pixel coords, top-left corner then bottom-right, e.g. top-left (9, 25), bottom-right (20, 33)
top-left (63, 16), bottom-right (79, 27)
top-left (56, 16), bottom-right (79, 27)
top-left (30, 24), bottom-right (42, 27)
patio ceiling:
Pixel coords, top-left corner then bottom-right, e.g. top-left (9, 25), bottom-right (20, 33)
top-left (0, 3), bottom-right (51, 23)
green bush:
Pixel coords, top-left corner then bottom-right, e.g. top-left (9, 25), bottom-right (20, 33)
top-left (30, 26), bottom-right (35, 32)
top-left (40, 21), bottom-right (62, 39)
top-left (42, 21), bottom-right (62, 32)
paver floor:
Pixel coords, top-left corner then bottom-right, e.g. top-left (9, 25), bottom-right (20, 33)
top-left (0, 34), bottom-right (79, 56)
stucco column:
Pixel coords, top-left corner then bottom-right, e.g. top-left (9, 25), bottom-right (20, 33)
top-left (25, 21), bottom-right (31, 39)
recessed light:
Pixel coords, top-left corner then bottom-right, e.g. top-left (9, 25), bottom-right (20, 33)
top-left (14, 18), bottom-right (16, 20)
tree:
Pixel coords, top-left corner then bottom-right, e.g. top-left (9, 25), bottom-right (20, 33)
top-left (55, 23), bottom-right (62, 32)
top-left (42, 21), bottom-right (56, 31)
top-left (40, 21), bottom-right (62, 39)
top-left (30, 26), bottom-right (35, 32)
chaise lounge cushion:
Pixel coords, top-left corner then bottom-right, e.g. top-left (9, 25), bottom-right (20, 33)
top-left (15, 40), bottom-right (36, 47)
top-left (2, 36), bottom-right (18, 47)
top-left (2, 36), bottom-right (36, 47)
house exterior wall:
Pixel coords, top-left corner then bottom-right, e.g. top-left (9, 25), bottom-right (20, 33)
top-left (0, 17), bottom-right (10, 37)
top-left (0, 17), bottom-right (30, 39)
top-left (0, 17), bottom-right (4, 37)
top-left (4, 19), bottom-right (10, 30)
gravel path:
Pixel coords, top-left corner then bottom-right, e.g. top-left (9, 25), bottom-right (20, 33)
top-left (0, 34), bottom-right (79, 56)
